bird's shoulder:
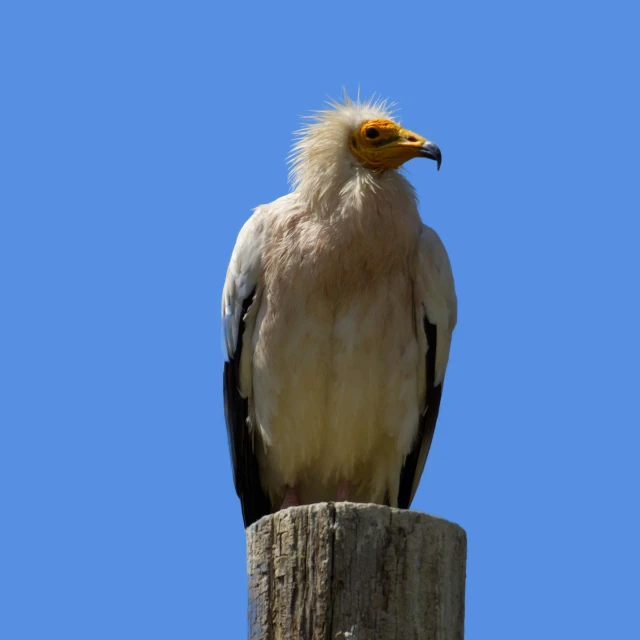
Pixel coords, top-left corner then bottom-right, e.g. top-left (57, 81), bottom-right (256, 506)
top-left (222, 193), bottom-right (298, 359)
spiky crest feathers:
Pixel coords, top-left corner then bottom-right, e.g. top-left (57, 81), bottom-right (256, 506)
top-left (288, 95), bottom-right (400, 206)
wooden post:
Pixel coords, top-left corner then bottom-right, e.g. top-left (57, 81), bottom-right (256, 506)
top-left (246, 503), bottom-right (467, 639)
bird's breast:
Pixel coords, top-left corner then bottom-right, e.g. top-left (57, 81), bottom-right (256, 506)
top-left (252, 249), bottom-right (422, 496)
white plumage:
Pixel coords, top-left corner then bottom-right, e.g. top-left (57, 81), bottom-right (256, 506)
top-left (223, 97), bottom-right (456, 527)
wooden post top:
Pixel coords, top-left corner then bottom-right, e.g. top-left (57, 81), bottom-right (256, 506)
top-left (247, 503), bottom-right (467, 640)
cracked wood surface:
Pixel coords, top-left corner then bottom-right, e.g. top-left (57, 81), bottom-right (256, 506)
top-left (247, 503), bottom-right (466, 640)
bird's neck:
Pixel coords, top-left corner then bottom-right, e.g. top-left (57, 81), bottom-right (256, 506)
top-left (298, 168), bottom-right (421, 233)
top-left (294, 169), bottom-right (422, 275)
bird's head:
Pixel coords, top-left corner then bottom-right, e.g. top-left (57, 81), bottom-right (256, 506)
top-left (290, 95), bottom-right (440, 205)
top-left (348, 118), bottom-right (441, 172)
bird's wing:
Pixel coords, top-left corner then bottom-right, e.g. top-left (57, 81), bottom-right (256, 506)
top-left (398, 224), bottom-right (457, 508)
top-left (222, 207), bottom-right (271, 527)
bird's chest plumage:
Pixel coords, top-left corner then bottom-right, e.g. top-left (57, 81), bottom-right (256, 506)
top-left (251, 209), bottom-right (423, 497)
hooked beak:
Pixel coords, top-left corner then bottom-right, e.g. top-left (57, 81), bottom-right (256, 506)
top-left (417, 140), bottom-right (442, 171)
top-left (382, 126), bottom-right (442, 171)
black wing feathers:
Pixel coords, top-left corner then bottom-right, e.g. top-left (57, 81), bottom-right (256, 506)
top-left (397, 311), bottom-right (444, 509)
top-left (223, 290), bottom-right (271, 528)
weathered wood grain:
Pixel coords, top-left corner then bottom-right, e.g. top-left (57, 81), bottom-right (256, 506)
top-left (247, 503), bottom-right (466, 640)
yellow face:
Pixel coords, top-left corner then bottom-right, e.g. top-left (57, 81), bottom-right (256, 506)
top-left (349, 119), bottom-right (441, 172)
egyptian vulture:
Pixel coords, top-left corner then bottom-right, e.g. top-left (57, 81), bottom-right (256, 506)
top-left (223, 97), bottom-right (456, 528)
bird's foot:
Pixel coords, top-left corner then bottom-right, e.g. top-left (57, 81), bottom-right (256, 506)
top-left (280, 485), bottom-right (300, 510)
top-left (336, 480), bottom-right (352, 502)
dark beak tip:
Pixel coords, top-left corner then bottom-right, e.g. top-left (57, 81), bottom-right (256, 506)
top-left (419, 141), bottom-right (442, 171)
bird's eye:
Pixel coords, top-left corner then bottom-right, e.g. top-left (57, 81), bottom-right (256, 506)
top-left (365, 127), bottom-right (380, 139)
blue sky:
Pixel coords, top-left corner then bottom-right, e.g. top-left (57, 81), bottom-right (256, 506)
top-left (1, 1), bottom-right (639, 638)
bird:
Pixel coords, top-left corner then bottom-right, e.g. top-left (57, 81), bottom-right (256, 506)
top-left (222, 95), bottom-right (457, 528)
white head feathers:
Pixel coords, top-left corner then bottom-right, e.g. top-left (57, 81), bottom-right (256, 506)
top-left (288, 96), bottom-right (399, 207)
